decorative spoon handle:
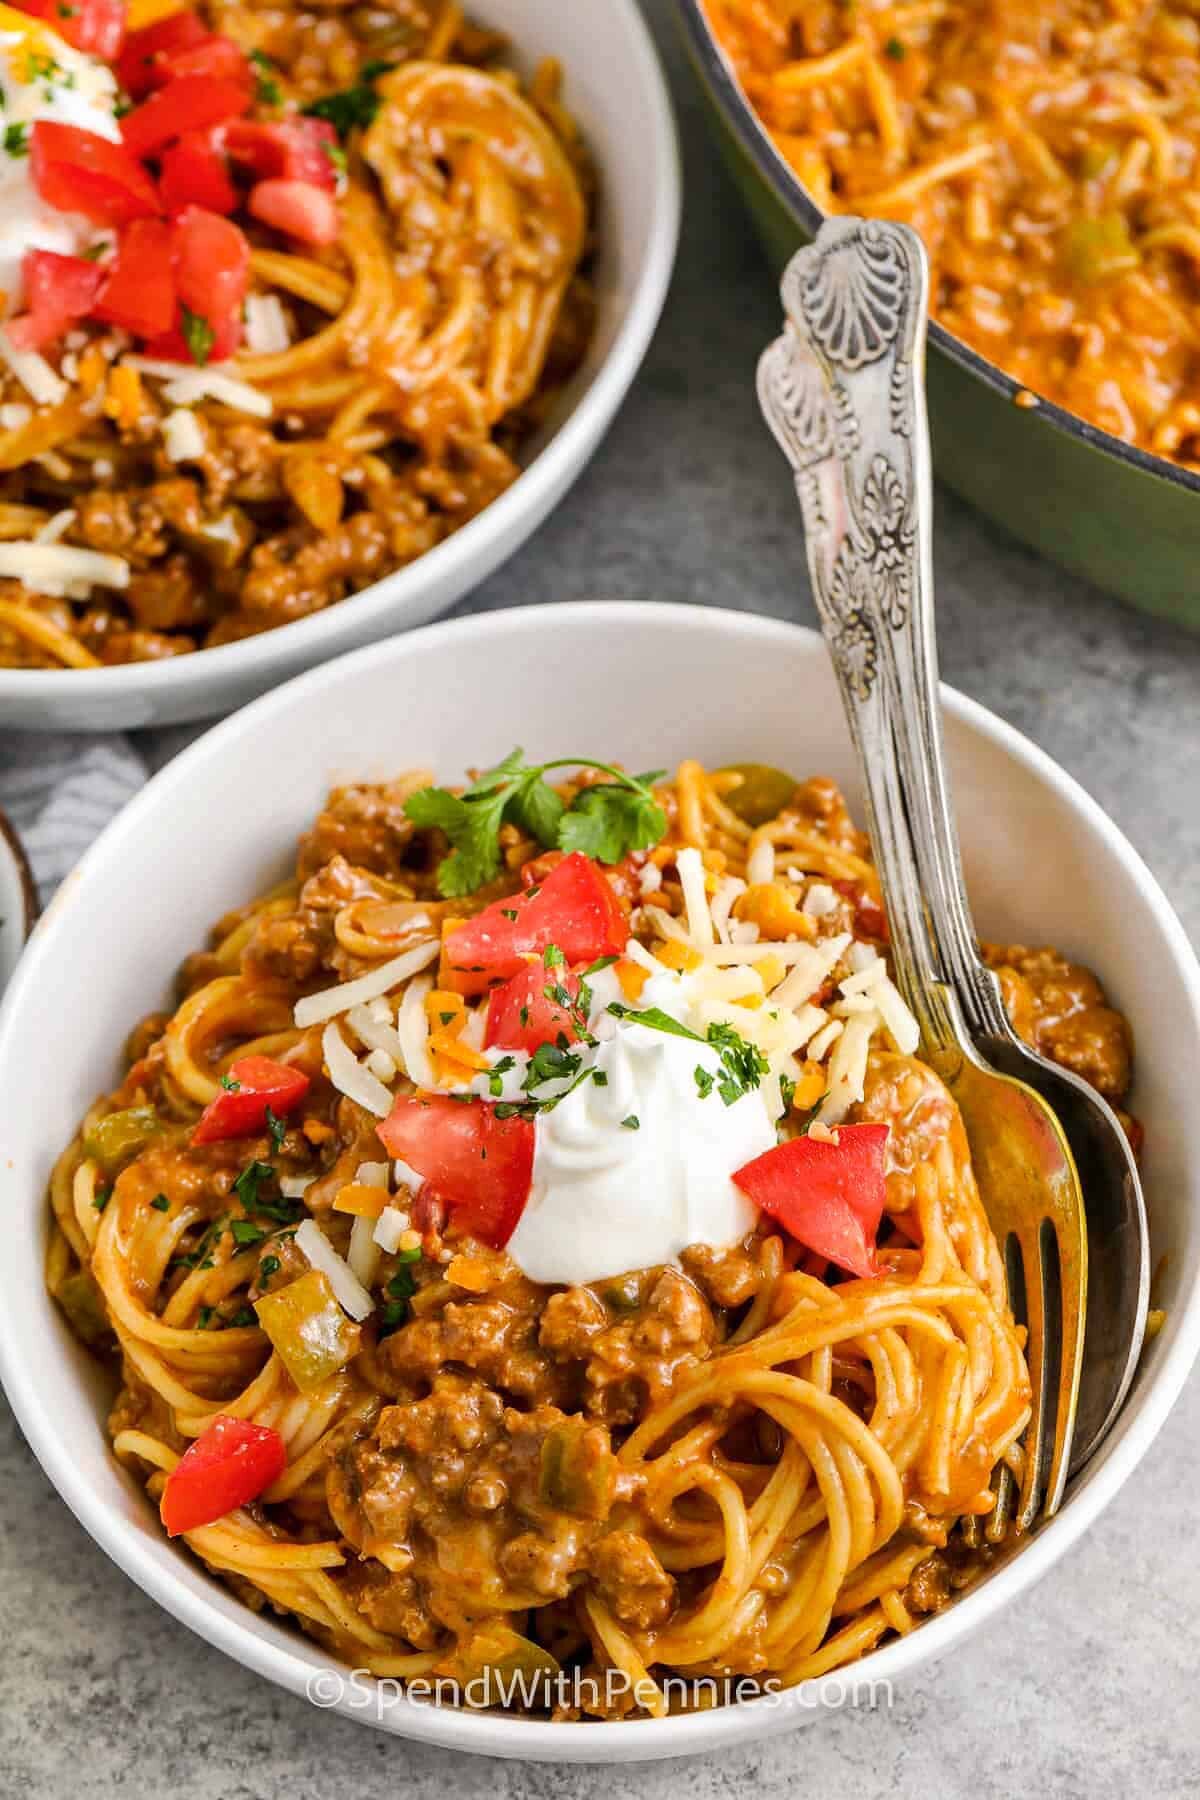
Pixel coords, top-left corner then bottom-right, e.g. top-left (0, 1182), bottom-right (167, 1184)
top-left (757, 217), bottom-right (975, 1049)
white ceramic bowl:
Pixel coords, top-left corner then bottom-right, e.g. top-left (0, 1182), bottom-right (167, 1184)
top-left (0, 2), bottom-right (680, 734)
top-left (0, 807), bottom-right (36, 994)
top-left (2, 602), bottom-right (1198, 1762)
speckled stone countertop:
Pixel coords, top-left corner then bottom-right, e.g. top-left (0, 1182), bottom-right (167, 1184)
top-left (3, 4), bottom-right (1199, 1794)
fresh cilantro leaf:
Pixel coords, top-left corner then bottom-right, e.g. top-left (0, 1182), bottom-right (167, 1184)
top-left (542, 944), bottom-right (565, 968)
top-left (507, 770), bottom-right (564, 847)
top-left (301, 61), bottom-right (395, 139)
top-left (4, 122), bottom-right (28, 157)
top-left (231, 1219), bottom-right (266, 1246)
top-left (405, 752), bottom-right (667, 898)
top-left (694, 1065), bottom-right (715, 1099)
top-left (249, 48), bottom-right (282, 106)
top-left (219, 1072), bottom-right (241, 1092)
top-left (264, 1106), bottom-right (287, 1152)
top-left (779, 1074), bottom-right (796, 1111)
top-left (523, 1041), bottom-right (581, 1092)
top-left (180, 304), bottom-right (214, 368)
top-left (149, 1193), bottom-right (170, 1212)
top-left (233, 1159), bottom-right (276, 1212)
top-left (621, 1115), bottom-right (639, 1130)
top-left (259, 1253), bottom-right (281, 1281)
top-left (706, 1020), bottom-right (770, 1106)
top-left (607, 1002), bottom-right (703, 1043)
top-left (92, 1185), bottom-right (112, 1213)
top-left (404, 783), bottom-right (508, 897)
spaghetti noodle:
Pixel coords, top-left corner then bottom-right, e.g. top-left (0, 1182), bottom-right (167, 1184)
top-left (0, 1), bottom-right (593, 668)
top-left (704, 0), bottom-right (1200, 465)
top-left (46, 758), bottom-right (1137, 1716)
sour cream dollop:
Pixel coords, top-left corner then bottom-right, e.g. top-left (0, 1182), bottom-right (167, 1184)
top-left (498, 965), bottom-right (776, 1285)
top-left (0, 10), bottom-right (120, 312)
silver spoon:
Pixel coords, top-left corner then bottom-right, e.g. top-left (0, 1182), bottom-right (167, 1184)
top-left (757, 217), bottom-right (1149, 1504)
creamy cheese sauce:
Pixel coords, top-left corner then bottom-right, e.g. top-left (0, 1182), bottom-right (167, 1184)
top-left (490, 966), bottom-right (775, 1286)
top-left (0, 11), bottom-right (118, 312)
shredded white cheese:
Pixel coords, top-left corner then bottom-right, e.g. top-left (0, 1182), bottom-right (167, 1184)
top-left (746, 840), bottom-right (776, 886)
top-left (244, 293), bottom-right (291, 354)
top-left (392, 1157), bottom-right (425, 1195)
top-left (710, 875), bottom-right (746, 944)
top-left (769, 933), bottom-right (853, 1010)
top-left (365, 1048), bottom-right (397, 1082)
top-left (34, 509), bottom-right (75, 544)
top-left (295, 937), bottom-right (439, 1028)
top-left (638, 862), bottom-right (663, 898)
top-left (838, 956), bottom-right (920, 1055)
top-left (676, 847), bottom-right (715, 946)
top-left (322, 1020), bottom-right (393, 1117)
top-left (123, 355), bottom-right (273, 419)
top-left (354, 1160), bottom-right (390, 1188)
top-left (279, 1175), bottom-right (313, 1200)
top-left (373, 1204), bottom-right (412, 1253)
top-left (0, 330), bottom-right (66, 407)
top-left (295, 1218), bottom-right (373, 1321)
top-left (0, 402), bottom-right (31, 431)
top-left (807, 1017), bottom-right (845, 1062)
top-left (396, 973), bottom-right (437, 1090)
top-left (799, 880), bottom-right (839, 918)
top-left (818, 1011), bottom-right (879, 1124)
top-left (347, 1213), bottom-right (382, 1290)
top-left (0, 542), bottom-right (129, 599)
top-left (163, 407), bottom-right (207, 463)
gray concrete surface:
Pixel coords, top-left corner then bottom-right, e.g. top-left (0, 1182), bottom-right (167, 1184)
top-left (2, 1), bottom-right (1199, 1793)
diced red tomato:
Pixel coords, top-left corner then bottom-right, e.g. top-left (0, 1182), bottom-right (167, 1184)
top-left (141, 34), bottom-right (253, 95)
top-left (376, 1093), bottom-right (534, 1249)
top-left (247, 177), bottom-right (338, 246)
top-left (226, 117), bottom-right (338, 189)
top-left (192, 1054), bottom-right (310, 1146)
top-left (485, 962), bottom-right (585, 1053)
top-left (833, 879), bottom-right (889, 943)
top-left (172, 204), bottom-right (249, 359)
top-left (443, 854), bottom-right (629, 997)
top-left (733, 1123), bottom-right (890, 1281)
top-left (160, 1415), bottom-right (287, 1537)
top-left (116, 9), bottom-right (209, 99)
top-left (13, 0), bottom-right (125, 60)
top-left (159, 129), bottom-right (236, 215)
top-left (121, 73), bottom-right (252, 159)
top-left (93, 217), bottom-right (176, 337)
top-left (31, 122), bottom-right (161, 227)
top-left (6, 250), bottom-right (105, 352)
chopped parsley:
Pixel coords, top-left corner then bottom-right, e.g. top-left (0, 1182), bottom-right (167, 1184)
top-left (884, 35), bottom-right (905, 59)
top-left (230, 1219), bottom-right (267, 1247)
top-left (694, 1065), bottom-right (715, 1100)
top-left (403, 749), bottom-right (666, 898)
top-left (379, 1260), bottom-right (419, 1334)
top-left (92, 1185), bottom-right (112, 1213)
top-left (219, 1072), bottom-right (241, 1092)
top-left (180, 304), bottom-right (214, 367)
top-left (264, 1106), bottom-right (287, 1152)
top-left (249, 48), bottom-right (282, 107)
top-left (487, 1054), bottom-right (516, 1098)
top-left (779, 1074), bottom-right (796, 1112)
top-left (233, 1159), bottom-right (275, 1210)
top-left (4, 123), bottom-right (28, 158)
top-left (301, 60), bottom-right (396, 140)
top-left (620, 1115), bottom-right (639, 1130)
top-left (149, 1193), bottom-right (170, 1213)
top-left (259, 1254), bottom-right (281, 1282)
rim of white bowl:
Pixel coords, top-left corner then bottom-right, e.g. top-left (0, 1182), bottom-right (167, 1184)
top-left (0, 0), bottom-right (681, 715)
top-left (3, 603), bottom-right (1199, 1761)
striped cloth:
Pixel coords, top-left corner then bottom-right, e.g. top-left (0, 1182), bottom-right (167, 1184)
top-left (0, 733), bottom-right (147, 905)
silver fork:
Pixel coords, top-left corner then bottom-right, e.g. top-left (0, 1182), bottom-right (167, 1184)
top-left (757, 218), bottom-right (1148, 1524)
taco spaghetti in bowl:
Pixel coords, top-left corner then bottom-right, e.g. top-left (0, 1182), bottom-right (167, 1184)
top-left (47, 750), bottom-right (1140, 1718)
top-left (0, 0), bottom-right (594, 670)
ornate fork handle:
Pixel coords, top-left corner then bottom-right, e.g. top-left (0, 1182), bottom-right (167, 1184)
top-left (757, 217), bottom-right (1008, 1044)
